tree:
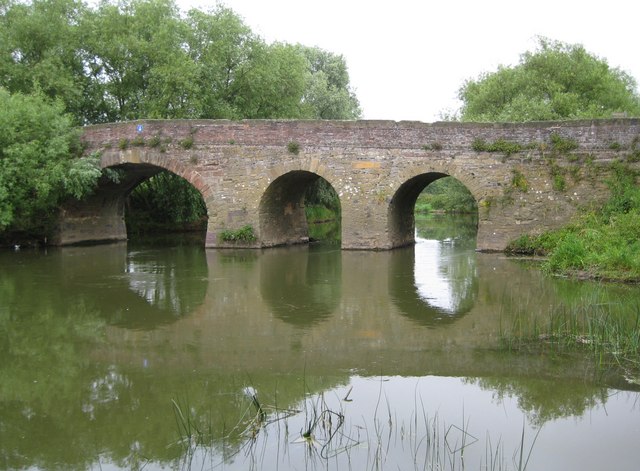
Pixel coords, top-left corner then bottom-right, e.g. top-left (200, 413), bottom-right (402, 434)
top-left (80, 0), bottom-right (195, 122)
top-left (458, 38), bottom-right (640, 122)
top-left (0, 0), bottom-right (362, 239)
top-left (0, 0), bottom-right (89, 122)
top-left (0, 88), bottom-right (100, 240)
top-left (417, 177), bottom-right (477, 214)
top-left (298, 46), bottom-right (361, 120)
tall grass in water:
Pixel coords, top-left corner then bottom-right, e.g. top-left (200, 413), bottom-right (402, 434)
top-left (172, 380), bottom-right (539, 471)
top-left (500, 292), bottom-right (640, 382)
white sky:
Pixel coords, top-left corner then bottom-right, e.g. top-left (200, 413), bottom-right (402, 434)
top-left (178, 0), bottom-right (640, 123)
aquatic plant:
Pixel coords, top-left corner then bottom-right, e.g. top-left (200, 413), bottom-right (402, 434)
top-left (172, 379), bottom-right (540, 470)
top-left (500, 291), bottom-right (640, 378)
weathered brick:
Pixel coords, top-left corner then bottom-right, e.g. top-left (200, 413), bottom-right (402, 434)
top-left (57, 118), bottom-right (640, 251)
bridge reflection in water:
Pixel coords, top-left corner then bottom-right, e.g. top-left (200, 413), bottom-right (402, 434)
top-left (3, 214), bottom-right (639, 471)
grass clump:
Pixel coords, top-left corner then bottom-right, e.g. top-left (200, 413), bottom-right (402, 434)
top-left (305, 205), bottom-right (337, 224)
top-left (220, 225), bottom-right (256, 243)
top-left (550, 133), bottom-right (578, 153)
top-left (148, 135), bottom-right (162, 148)
top-left (179, 136), bottom-right (194, 149)
top-left (511, 169), bottom-right (529, 192)
top-left (423, 142), bottom-right (443, 151)
top-left (287, 141), bottom-right (300, 155)
top-left (472, 138), bottom-right (524, 156)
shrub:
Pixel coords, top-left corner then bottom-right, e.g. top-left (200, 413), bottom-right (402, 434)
top-left (511, 169), bottom-right (529, 192)
top-left (180, 136), bottom-right (194, 149)
top-left (550, 133), bottom-right (578, 153)
top-left (220, 225), bottom-right (256, 242)
top-left (148, 135), bottom-right (162, 148)
top-left (287, 141), bottom-right (300, 155)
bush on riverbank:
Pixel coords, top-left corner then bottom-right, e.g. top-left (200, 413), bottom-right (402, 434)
top-left (506, 164), bottom-right (640, 282)
top-left (0, 90), bottom-right (101, 245)
top-left (416, 177), bottom-right (477, 214)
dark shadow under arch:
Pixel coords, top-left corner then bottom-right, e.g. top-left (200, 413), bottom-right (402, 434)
top-left (259, 170), bottom-right (340, 247)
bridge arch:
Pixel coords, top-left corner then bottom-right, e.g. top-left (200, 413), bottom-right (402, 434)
top-left (100, 148), bottom-right (213, 201)
top-left (387, 168), bottom-right (480, 248)
top-left (259, 169), bottom-right (341, 247)
top-left (59, 148), bottom-right (211, 246)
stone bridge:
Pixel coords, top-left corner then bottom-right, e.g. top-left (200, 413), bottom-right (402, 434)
top-left (59, 119), bottom-right (640, 251)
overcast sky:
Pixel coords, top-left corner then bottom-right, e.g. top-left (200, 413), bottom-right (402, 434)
top-left (178, 0), bottom-right (640, 123)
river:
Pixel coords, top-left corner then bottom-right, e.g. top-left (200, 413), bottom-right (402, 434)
top-left (1, 214), bottom-right (638, 470)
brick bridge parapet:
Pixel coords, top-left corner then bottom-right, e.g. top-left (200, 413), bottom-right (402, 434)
top-left (58, 118), bottom-right (640, 251)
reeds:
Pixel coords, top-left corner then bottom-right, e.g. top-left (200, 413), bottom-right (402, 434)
top-left (172, 380), bottom-right (539, 471)
top-left (500, 291), bottom-right (640, 381)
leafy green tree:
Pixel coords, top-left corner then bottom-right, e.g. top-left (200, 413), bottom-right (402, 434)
top-left (234, 41), bottom-right (309, 118)
top-left (1, 0), bottom-right (362, 124)
top-left (80, 0), bottom-right (193, 121)
top-left (0, 88), bottom-right (100, 239)
top-left (416, 177), bottom-right (477, 214)
top-left (0, 0), bottom-right (88, 122)
top-left (458, 38), bottom-right (640, 122)
top-left (125, 171), bottom-right (207, 234)
top-left (298, 46), bottom-right (361, 120)
top-left (0, 0), bottom-right (362, 239)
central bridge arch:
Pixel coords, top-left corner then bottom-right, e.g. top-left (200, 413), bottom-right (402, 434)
top-left (259, 170), bottom-right (341, 247)
top-left (388, 169), bottom-right (479, 247)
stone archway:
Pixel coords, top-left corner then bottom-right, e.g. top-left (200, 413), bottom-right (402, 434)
top-left (259, 170), bottom-right (341, 247)
top-left (387, 171), bottom-right (480, 248)
top-left (58, 147), bottom-right (210, 245)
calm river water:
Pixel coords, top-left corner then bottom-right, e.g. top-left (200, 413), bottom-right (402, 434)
top-left (1, 215), bottom-right (639, 470)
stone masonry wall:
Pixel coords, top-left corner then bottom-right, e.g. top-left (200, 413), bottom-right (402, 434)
top-left (71, 119), bottom-right (640, 251)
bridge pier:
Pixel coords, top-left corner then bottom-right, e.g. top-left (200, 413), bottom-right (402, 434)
top-left (56, 193), bottom-right (127, 245)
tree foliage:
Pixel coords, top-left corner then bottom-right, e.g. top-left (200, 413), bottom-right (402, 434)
top-left (458, 38), bottom-right (640, 122)
top-left (0, 88), bottom-right (99, 238)
top-left (0, 0), bottom-right (361, 124)
top-left (416, 177), bottom-right (477, 214)
top-left (0, 0), bottom-right (361, 238)
top-left (298, 45), bottom-right (361, 120)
